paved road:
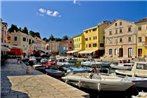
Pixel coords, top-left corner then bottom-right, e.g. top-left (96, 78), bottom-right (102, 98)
top-left (1, 59), bottom-right (89, 98)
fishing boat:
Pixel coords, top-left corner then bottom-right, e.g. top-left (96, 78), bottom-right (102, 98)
top-left (62, 72), bottom-right (134, 91)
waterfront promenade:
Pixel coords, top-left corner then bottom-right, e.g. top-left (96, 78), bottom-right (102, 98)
top-left (1, 59), bottom-right (89, 98)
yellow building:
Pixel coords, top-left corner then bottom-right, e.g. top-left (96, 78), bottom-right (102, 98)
top-left (79, 21), bottom-right (110, 58)
top-left (136, 18), bottom-right (147, 58)
top-left (67, 34), bottom-right (84, 56)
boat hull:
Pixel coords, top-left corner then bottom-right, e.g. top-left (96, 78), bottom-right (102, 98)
top-left (62, 75), bottom-right (133, 91)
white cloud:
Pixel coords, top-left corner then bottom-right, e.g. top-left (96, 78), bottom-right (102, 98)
top-left (46, 10), bottom-right (53, 16)
top-left (38, 8), bottom-right (61, 17)
top-left (52, 11), bottom-right (59, 17)
top-left (38, 8), bottom-right (46, 14)
top-left (73, 0), bottom-right (80, 5)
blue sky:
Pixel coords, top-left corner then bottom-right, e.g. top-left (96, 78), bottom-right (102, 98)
top-left (1, 1), bottom-right (147, 39)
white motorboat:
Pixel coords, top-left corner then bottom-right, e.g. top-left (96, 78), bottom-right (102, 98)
top-left (115, 62), bottom-right (147, 88)
top-left (132, 91), bottom-right (147, 98)
top-left (62, 72), bottom-right (133, 91)
top-left (115, 62), bottom-right (147, 78)
top-left (123, 76), bottom-right (147, 88)
top-left (110, 59), bottom-right (134, 70)
top-left (56, 58), bottom-right (70, 66)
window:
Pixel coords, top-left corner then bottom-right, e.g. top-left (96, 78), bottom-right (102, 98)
top-left (89, 44), bottom-right (91, 47)
top-left (86, 44), bottom-right (88, 48)
top-left (29, 39), bottom-right (31, 44)
top-left (85, 38), bottom-right (88, 41)
top-left (128, 48), bottom-right (132, 57)
top-left (136, 63), bottom-right (147, 70)
top-left (93, 28), bottom-right (97, 31)
top-left (128, 27), bottom-right (132, 32)
top-left (69, 47), bottom-right (72, 49)
top-left (120, 29), bottom-right (122, 33)
top-left (115, 29), bottom-right (118, 34)
top-left (138, 37), bottom-right (142, 42)
top-left (93, 43), bottom-right (97, 47)
top-left (109, 31), bottom-right (112, 35)
top-left (128, 37), bottom-right (132, 42)
top-left (79, 38), bottom-right (80, 41)
top-left (89, 37), bottom-right (91, 40)
top-left (23, 37), bottom-right (26, 41)
top-left (93, 36), bottom-right (97, 40)
top-left (109, 49), bottom-right (112, 55)
top-left (138, 26), bottom-right (142, 31)
top-left (120, 22), bottom-right (122, 25)
top-left (14, 36), bottom-right (17, 41)
top-left (120, 38), bottom-right (122, 43)
top-left (115, 23), bottom-right (117, 26)
top-left (100, 43), bottom-right (104, 47)
top-left (114, 49), bottom-right (117, 55)
top-left (85, 31), bottom-right (88, 33)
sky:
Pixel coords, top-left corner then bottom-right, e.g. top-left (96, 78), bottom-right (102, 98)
top-left (1, 1), bottom-right (147, 39)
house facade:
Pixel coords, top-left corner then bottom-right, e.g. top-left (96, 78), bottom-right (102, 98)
top-left (67, 34), bottom-right (84, 56)
top-left (105, 19), bottom-right (137, 59)
top-left (59, 38), bottom-right (73, 55)
top-left (136, 18), bottom-right (147, 58)
top-left (79, 21), bottom-right (110, 58)
top-left (45, 41), bottom-right (60, 54)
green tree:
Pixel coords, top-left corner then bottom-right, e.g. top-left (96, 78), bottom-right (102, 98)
top-left (8, 24), bottom-right (19, 32)
top-left (49, 34), bottom-right (55, 41)
top-left (55, 38), bottom-right (62, 41)
top-left (43, 37), bottom-right (49, 42)
top-left (22, 27), bottom-right (28, 34)
top-left (18, 27), bottom-right (22, 32)
top-left (29, 30), bottom-right (35, 37)
top-left (62, 35), bottom-right (68, 40)
top-left (35, 32), bottom-right (41, 38)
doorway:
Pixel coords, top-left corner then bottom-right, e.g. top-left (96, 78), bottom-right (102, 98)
top-left (119, 48), bottom-right (123, 57)
top-left (138, 49), bottom-right (142, 57)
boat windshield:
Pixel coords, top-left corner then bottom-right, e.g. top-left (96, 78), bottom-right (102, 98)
top-left (136, 63), bottom-right (147, 70)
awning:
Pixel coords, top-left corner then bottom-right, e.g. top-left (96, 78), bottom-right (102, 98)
top-left (66, 50), bottom-right (79, 54)
top-left (78, 50), bottom-right (97, 54)
top-left (1, 45), bottom-right (10, 51)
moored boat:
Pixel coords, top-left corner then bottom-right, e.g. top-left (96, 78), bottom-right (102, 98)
top-left (62, 72), bottom-right (134, 91)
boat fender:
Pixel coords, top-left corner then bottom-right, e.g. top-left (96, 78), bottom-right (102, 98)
top-left (97, 83), bottom-right (101, 91)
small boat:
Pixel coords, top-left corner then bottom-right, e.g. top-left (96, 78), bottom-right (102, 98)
top-left (40, 58), bottom-right (48, 63)
top-left (45, 66), bottom-right (65, 78)
top-left (115, 62), bottom-right (147, 77)
top-left (33, 64), bottom-right (46, 73)
top-left (56, 58), bottom-right (71, 66)
top-left (124, 76), bottom-right (147, 88)
top-left (132, 91), bottom-right (147, 98)
top-left (60, 65), bottom-right (92, 73)
top-left (62, 72), bottom-right (134, 91)
top-left (81, 59), bottom-right (97, 66)
top-left (110, 59), bottom-right (133, 70)
top-left (115, 62), bottom-right (147, 88)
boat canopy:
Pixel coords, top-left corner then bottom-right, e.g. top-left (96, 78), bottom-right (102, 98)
top-left (67, 50), bottom-right (79, 53)
top-left (78, 50), bottom-right (97, 54)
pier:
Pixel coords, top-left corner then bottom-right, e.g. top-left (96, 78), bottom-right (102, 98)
top-left (1, 59), bottom-right (89, 98)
